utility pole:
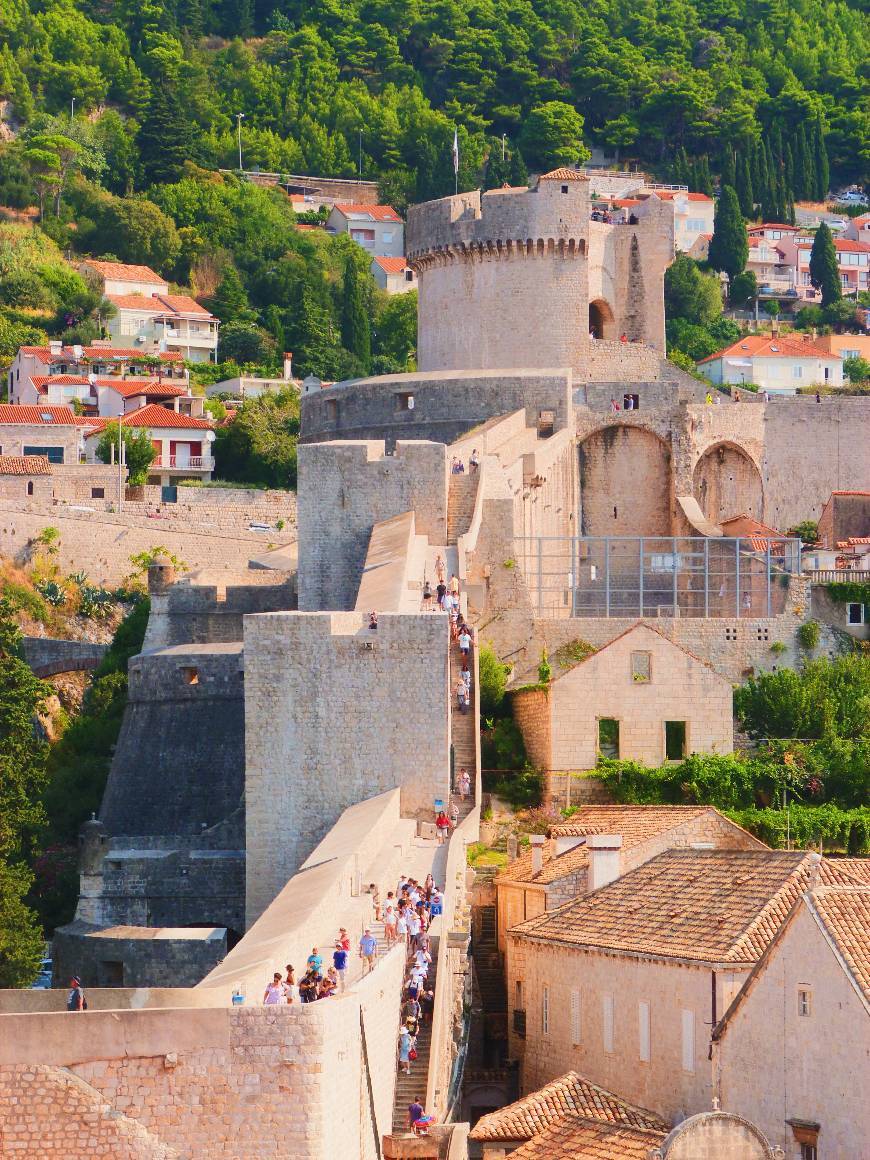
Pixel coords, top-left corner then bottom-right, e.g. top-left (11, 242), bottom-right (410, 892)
top-left (502, 133), bottom-right (507, 162)
top-left (70, 97), bottom-right (75, 124)
top-left (236, 113), bottom-right (245, 172)
top-left (118, 425), bottom-right (125, 512)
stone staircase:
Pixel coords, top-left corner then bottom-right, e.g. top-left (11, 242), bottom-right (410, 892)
top-left (447, 473), bottom-right (479, 545)
top-left (449, 644), bottom-right (478, 804)
top-left (392, 944), bottom-right (439, 1134)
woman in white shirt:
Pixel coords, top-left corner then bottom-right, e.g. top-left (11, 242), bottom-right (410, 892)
top-left (263, 972), bottom-right (288, 1005)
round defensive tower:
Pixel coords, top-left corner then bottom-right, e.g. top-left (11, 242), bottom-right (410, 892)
top-left (407, 169), bottom-right (674, 377)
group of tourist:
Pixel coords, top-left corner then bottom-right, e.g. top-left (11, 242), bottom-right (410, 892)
top-left (449, 450), bottom-right (480, 474)
top-left (262, 925), bottom-right (373, 1005)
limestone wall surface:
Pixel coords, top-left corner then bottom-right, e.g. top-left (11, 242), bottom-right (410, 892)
top-left (243, 612), bottom-right (451, 923)
top-left (0, 499), bottom-right (294, 584)
top-left (297, 440), bottom-right (449, 610)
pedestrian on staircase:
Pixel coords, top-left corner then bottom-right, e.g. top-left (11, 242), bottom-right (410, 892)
top-left (435, 810), bottom-right (450, 843)
top-left (455, 676), bottom-right (469, 714)
top-left (436, 581), bottom-right (447, 610)
top-left (459, 768), bottom-right (471, 801)
top-left (359, 927), bottom-right (378, 974)
top-left (384, 893), bottom-right (398, 945)
top-left (435, 554), bottom-right (445, 584)
top-left (333, 942), bottom-right (349, 990)
top-left (470, 449), bottom-right (480, 471)
top-left (449, 573), bottom-right (460, 597)
top-left (458, 626), bottom-right (472, 660)
top-left (398, 1025), bottom-right (413, 1075)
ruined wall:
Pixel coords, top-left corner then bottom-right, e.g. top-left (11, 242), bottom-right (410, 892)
top-left (0, 499), bottom-right (293, 584)
top-left (243, 612), bottom-right (451, 923)
top-left (578, 426), bottom-right (672, 535)
top-left (297, 440), bottom-right (449, 610)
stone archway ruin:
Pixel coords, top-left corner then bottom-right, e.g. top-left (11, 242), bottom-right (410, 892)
top-left (588, 298), bottom-right (616, 341)
top-left (578, 425), bottom-right (672, 535)
top-left (692, 442), bottom-right (763, 524)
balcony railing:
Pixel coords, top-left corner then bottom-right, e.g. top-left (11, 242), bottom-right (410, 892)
top-left (806, 569), bottom-right (870, 583)
top-left (151, 455), bottom-right (214, 470)
top-left (513, 1008), bottom-right (526, 1037)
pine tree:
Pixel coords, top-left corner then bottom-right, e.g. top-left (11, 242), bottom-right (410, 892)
top-left (736, 152), bottom-right (754, 217)
top-left (137, 84), bottom-right (192, 187)
top-left (808, 222), bottom-right (841, 307)
top-left (340, 255), bottom-right (370, 370)
top-left (708, 186), bottom-right (748, 284)
top-left (813, 116), bottom-right (829, 202)
top-left (721, 148), bottom-right (736, 191)
top-left (209, 266), bottom-right (254, 323)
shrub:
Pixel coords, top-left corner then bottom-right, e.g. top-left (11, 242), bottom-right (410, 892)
top-left (483, 763), bottom-right (543, 809)
top-left (797, 620), bottom-right (820, 651)
top-left (537, 649), bottom-right (552, 684)
top-left (478, 643), bottom-right (511, 717)
top-left (482, 717), bottom-right (527, 770)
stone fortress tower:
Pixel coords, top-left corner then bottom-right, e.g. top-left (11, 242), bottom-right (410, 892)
top-left (407, 168), bottom-right (675, 375)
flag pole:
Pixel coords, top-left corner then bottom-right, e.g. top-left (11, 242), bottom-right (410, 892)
top-left (453, 128), bottom-right (459, 195)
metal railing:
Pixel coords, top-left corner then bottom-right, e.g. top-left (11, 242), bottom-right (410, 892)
top-left (806, 569), bottom-right (870, 582)
top-left (517, 535), bottom-right (802, 619)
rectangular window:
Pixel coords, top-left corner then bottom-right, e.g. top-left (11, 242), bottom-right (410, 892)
top-left (793, 365), bottom-right (803, 379)
top-left (181, 667), bottom-right (199, 686)
top-left (847, 603), bottom-right (864, 625)
top-left (395, 392), bottom-right (415, 412)
top-left (570, 989), bottom-right (581, 1045)
top-left (798, 988), bottom-right (812, 1017)
top-left (681, 1009), bottom-right (695, 1073)
top-left (23, 445), bottom-right (64, 464)
top-left (665, 721), bottom-right (687, 761)
top-left (598, 718), bottom-right (620, 759)
top-left (631, 651), bottom-right (651, 682)
top-left (325, 399), bottom-right (338, 421)
top-left (638, 1001), bottom-right (650, 1062)
top-left (603, 994), bottom-right (614, 1054)
top-left (91, 487), bottom-right (105, 499)
top-left (382, 231), bottom-right (394, 243)
top-left (542, 985), bottom-right (550, 1035)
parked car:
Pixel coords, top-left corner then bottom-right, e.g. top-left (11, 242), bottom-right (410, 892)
top-left (30, 957), bottom-right (53, 989)
top-left (839, 191), bottom-right (867, 204)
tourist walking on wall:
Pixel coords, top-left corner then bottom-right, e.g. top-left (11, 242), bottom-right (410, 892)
top-left (284, 965), bottom-right (298, 1004)
top-left (333, 942), bottom-right (349, 990)
top-left (66, 976), bottom-right (86, 1011)
top-left (459, 767), bottom-right (471, 801)
top-left (263, 972), bottom-right (288, 1005)
top-left (359, 927), bottom-right (378, 974)
top-left (470, 448), bottom-right (480, 471)
top-left (449, 573), bottom-right (460, 596)
top-left (435, 810), bottom-right (450, 843)
top-left (435, 554), bottom-right (445, 584)
top-left (307, 947), bottom-right (323, 973)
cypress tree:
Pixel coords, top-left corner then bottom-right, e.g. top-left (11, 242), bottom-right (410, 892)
top-left (813, 116), bottom-right (830, 202)
top-left (808, 222), bottom-right (841, 307)
top-left (750, 140), bottom-right (762, 204)
top-left (721, 148), bottom-right (736, 191)
top-left (340, 255), bottom-right (371, 370)
top-left (736, 152), bottom-right (754, 217)
top-left (795, 123), bottom-right (815, 203)
top-left (509, 146), bottom-right (529, 188)
top-left (137, 84), bottom-right (192, 187)
top-left (786, 193), bottom-right (795, 226)
top-left (783, 141), bottom-right (794, 196)
top-left (708, 185), bottom-right (748, 284)
top-left (698, 155), bottom-right (714, 197)
top-left (756, 143), bottom-right (771, 219)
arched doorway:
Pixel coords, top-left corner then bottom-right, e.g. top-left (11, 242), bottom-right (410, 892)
top-left (578, 426), bottom-right (672, 535)
top-left (589, 298), bottom-right (615, 340)
top-left (692, 442), bottom-right (763, 523)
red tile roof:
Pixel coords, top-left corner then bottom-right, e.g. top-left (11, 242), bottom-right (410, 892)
top-left (510, 849), bottom-right (821, 965)
top-left (109, 404), bottom-right (212, 430)
top-left (106, 293), bottom-right (214, 317)
top-left (748, 223), bottom-right (800, 232)
top-left (0, 405), bottom-right (79, 425)
top-left (332, 203), bottom-right (402, 222)
top-left (538, 169), bottom-right (588, 182)
top-left (470, 1072), bottom-right (666, 1142)
top-left (0, 455), bottom-right (52, 475)
top-left (96, 379), bottom-right (187, 398)
top-left (30, 375), bottom-right (91, 393)
top-left (719, 514), bottom-right (785, 540)
top-left (19, 346), bottom-right (183, 364)
top-left (83, 261), bottom-right (166, 284)
top-left (698, 335), bottom-right (842, 364)
top-left (510, 1117), bottom-right (666, 1160)
top-left (372, 256), bottom-right (411, 274)
top-left (644, 190), bottom-right (712, 202)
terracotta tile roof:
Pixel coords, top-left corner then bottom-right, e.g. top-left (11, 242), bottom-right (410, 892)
top-left (644, 190), bottom-right (712, 203)
top-left (498, 805), bottom-right (755, 887)
top-left (748, 223), bottom-right (800, 231)
top-left (155, 294), bottom-right (213, 316)
top-left (538, 168), bottom-right (588, 182)
top-left (30, 375), bottom-right (91, 393)
top-left (470, 1072), bottom-right (666, 1141)
top-left (510, 849), bottom-right (818, 965)
top-left (83, 261), bottom-right (166, 284)
top-left (509, 1116), bottom-right (666, 1160)
top-left (698, 335), bottom-right (842, 364)
top-left (107, 293), bottom-right (214, 317)
top-left (719, 515), bottom-right (787, 551)
top-left (83, 346), bottom-right (183, 362)
top-left (0, 455), bottom-right (52, 475)
top-left (0, 405), bottom-right (79, 425)
top-left (332, 203), bottom-right (402, 222)
top-left (96, 379), bottom-right (186, 398)
top-left (113, 404), bottom-right (212, 430)
top-left (822, 859), bottom-right (870, 886)
top-left (372, 256), bottom-right (411, 274)
top-left (811, 887), bottom-right (870, 1002)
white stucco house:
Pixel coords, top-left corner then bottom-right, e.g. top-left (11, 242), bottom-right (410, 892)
top-left (698, 335), bottom-right (843, 394)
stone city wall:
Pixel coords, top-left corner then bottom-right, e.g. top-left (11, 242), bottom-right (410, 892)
top-left (297, 440), bottom-right (449, 610)
top-left (52, 925), bottom-right (227, 990)
top-left (0, 499), bottom-right (294, 584)
top-left (243, 612), bottom-right (451, 923)
top-left (142, 574), bottom-right (297, 650)
top-left (300, 369), bottom-right (574, 447)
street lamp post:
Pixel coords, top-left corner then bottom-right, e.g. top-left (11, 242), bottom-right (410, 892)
top-left (236, 113), bottom-right (245, 172)
top-left (70, 97), bottom-right (76, 124)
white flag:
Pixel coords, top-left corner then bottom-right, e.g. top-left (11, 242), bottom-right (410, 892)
top-left (452, 129), bottom-right (459, 176)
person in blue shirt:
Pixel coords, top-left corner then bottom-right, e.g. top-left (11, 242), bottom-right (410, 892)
top-left (359, 928), bottom-right (378, 974)
top-left (306, 946), bottom-right (323, 973)
top-left (333, 942), bottom-right (349, 990)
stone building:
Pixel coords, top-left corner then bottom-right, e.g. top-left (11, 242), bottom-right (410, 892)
top-left (505, 849), bottom-right (830, 1123)
top-left (511, 623), bottom-right (734, 772)
top-left (494, 806), bottom-right (765, 954)
top-left (0, 454), bottom-right (53, 500)
top-left (713, 883), bottom-right (870, 1159)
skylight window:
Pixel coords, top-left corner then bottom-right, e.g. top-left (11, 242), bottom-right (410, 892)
top-left (40, 412), bottom-right (54, 423)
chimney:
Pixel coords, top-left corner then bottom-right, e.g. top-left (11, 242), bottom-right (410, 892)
top-left (49, 339), bottom-right (62, 355)
top-left (283, 352), bottom-right (293, 381)
top-left (555, 834), bottom-right (586, 856)
top-left (530, 834), bottom-right (546, 875)
top-left (587, 834), bottom-right (623, 892)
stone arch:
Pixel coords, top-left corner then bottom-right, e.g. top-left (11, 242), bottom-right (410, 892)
top-left (578, 425), bottom-right (672, 535)
top-left (693, 441), bottom-right (763, 524)
top-left (589, 298), bottom-right (616, 340)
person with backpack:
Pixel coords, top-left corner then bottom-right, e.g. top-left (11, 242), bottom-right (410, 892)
top-left (67, 976), bottom-right (86, 1011)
